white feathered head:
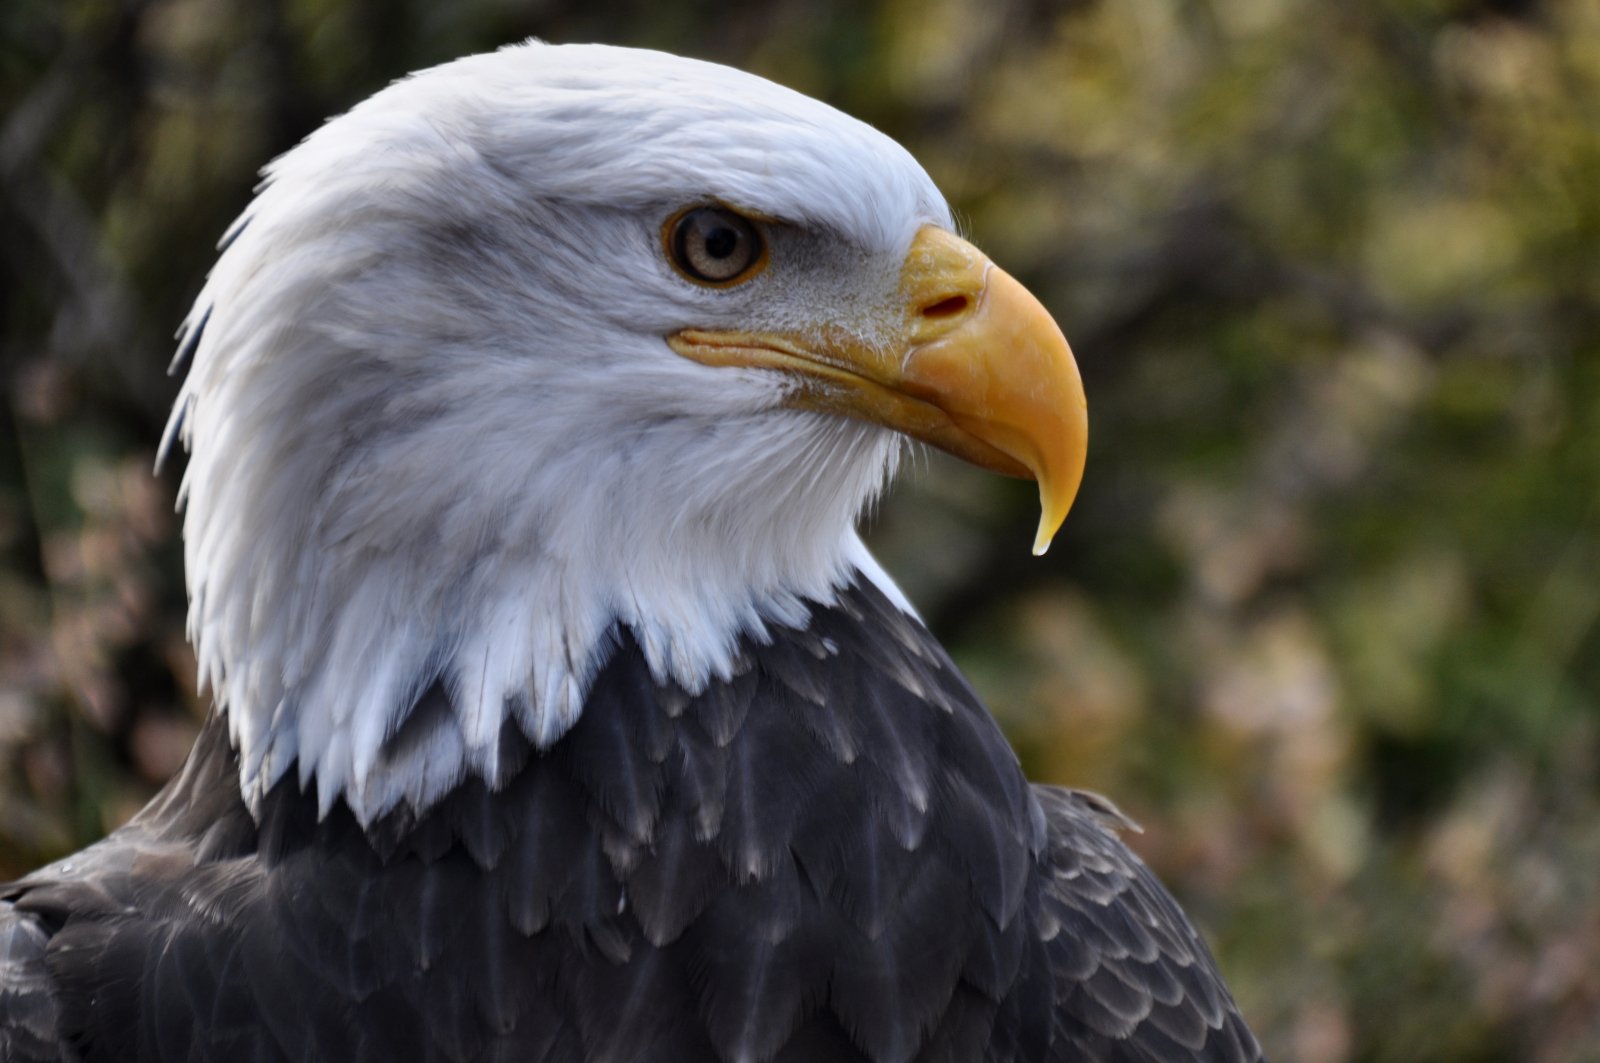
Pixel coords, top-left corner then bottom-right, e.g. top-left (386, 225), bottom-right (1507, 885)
top-left (165, 42), bottom-right (1086, 821)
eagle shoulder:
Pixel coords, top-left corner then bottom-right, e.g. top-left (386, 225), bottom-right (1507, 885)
top-left (1033, 785), bottom-right (1266, 1062)
top-left (0, 894), bottom-right (63, 1063)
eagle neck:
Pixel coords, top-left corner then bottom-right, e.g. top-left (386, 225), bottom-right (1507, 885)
top-left (206, 522), bottom-right (916, 826)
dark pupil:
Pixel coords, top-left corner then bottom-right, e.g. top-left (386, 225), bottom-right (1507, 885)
top-left (703, 225), bottom-right (739, 260)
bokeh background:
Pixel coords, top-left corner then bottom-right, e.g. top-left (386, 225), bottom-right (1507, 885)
top-left (2, 0), bottom-right (1598, 1058)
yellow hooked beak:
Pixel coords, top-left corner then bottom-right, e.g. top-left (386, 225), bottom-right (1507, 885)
top-left (667, 226), bottom-right (1088, 555)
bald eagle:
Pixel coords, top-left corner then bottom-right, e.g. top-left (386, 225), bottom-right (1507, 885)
top-left (0, 43), bottom-right (1264, 1063)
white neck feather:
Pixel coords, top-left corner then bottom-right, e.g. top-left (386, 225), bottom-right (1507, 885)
top-left (180, 364), bottom-right (906, 821)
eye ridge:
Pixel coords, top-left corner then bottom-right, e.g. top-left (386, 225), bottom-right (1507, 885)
top-left (666, 206), bottom-right (768, 287)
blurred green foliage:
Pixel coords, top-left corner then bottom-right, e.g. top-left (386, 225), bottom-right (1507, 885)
top-left (2, 0), bottom-right (1598, 1059)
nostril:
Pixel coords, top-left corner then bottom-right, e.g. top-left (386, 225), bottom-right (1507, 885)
top-left (920, 294), bottom-right (972, 321)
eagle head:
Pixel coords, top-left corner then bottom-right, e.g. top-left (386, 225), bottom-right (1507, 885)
top-left (165, 42), bottom-right (1087, 820)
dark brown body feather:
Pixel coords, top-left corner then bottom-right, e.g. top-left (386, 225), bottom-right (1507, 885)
top-left (0, 578), bottom-right (1263, 1062)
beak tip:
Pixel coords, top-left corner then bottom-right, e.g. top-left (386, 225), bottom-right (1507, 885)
top-left (1031, 519), bottom-right (1056, 557)
top-left (1030, 464), bottom-right (1081, 557)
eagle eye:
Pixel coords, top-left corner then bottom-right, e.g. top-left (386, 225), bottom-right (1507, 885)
top-left (666, 207), bottom-right (767, 286)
